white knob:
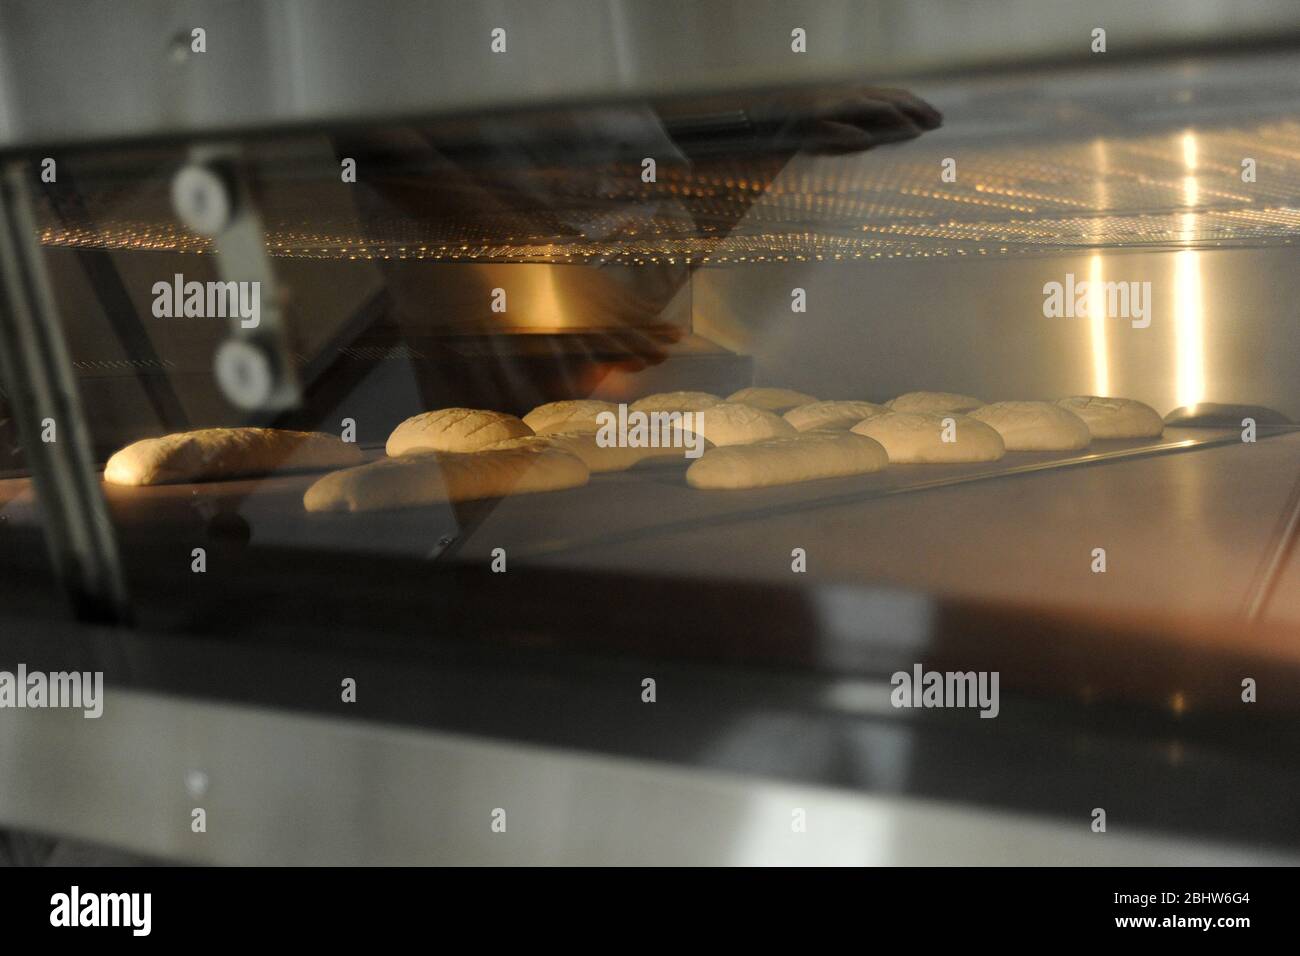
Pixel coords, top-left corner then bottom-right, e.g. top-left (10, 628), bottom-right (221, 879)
top-left (214, 338), bottom-right (275, 410)
top-left (172, 163), bottom-right (233, 236)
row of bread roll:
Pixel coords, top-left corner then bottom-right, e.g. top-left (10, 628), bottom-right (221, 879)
top-left (310, 406), bottom-right (593, 511)
top-left (312, 393), bottom-right (732, 510)
top-left (102, 383), bottom-right (1158, 499)
top-left (680, 390), bottom-right (1166, 486)
top-left (881, 391), bottom-right (1163, 441)
top-left (310, 393), bottom-right (736, 510)
top-left (381, 392), bottom-right (1159, 462)
top-left (328, 393), bottom-right (816, 505)
top-left (839, 398), bottom-right (1156, 460)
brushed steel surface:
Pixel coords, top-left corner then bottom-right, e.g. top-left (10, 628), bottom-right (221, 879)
top-left (1, 687), bottom-right (1292, 865)
top-left (3, 0), bottom-right (1299, 153)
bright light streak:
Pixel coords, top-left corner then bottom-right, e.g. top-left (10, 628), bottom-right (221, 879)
top-left (1088, 254), bottom-right (1109, 396)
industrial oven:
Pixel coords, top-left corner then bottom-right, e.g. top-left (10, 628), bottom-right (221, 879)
top-left (1, 0), bottom-right (1299, 865)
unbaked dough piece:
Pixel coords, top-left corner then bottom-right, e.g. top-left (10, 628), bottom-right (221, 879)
top-left (629, 391), bottom-right (722, 413)
top-left (687, 431), bottom-right (888, 489)
top-left (487, 432), bottom-right (685, 473)
top-left (304, 445), bottom-right (588, 512)
top-left (726, 387), bottom-right (819, 413)
top-left (784, 400), bottom-right (887, 432)
top-left (523, 399), bottom-right (619, 436)
top-left (386, 408), bottom-right (531, 456)
top-left (851, 412), bottom-right (1005, 463)
top-left (104, 428), bottom-right (364, 486)
top-left (886, 391), bottom-right (985, 414)
top-left (968, 401), bottom-right (1090, 451)
top-left (677, 402), bottom-right (796, 446)
top-left (1055, 396), bottom-right (1164, 439)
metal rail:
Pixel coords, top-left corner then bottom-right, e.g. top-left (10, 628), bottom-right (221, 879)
top-left (0, 160), bottom-right (130, 622)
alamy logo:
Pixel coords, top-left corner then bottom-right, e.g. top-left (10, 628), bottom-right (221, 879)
top-left (0, 665), bottom-right (103, 718)
top-left (594, 405), bottom-right (705, 459)
top-left (50, 886), bottom-right (151, 936)
top-left (890, 664), bottom-right (1000, 718)
top-left (152, 273), bottom-right (260, 328)
top-left (1042, 273), bottom-right (1151, 328)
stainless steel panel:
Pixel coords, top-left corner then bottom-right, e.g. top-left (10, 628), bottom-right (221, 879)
top-left (3, 0), bottom-right (1300, 153)
top-left (695, 247), bottom-right (1300, 422)
top-left (506, 434), bottom-right (1300, 625)
top-left (1, 687), bottom-right (1292, 865)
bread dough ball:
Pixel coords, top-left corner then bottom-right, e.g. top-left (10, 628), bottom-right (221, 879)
top-left (304, 445), bottom-right (588, 512)
top-left (678, 402), bottom-right (796, 446)
top-left (522, 399), bottom-right (619, 435)
top-left (1056, 396), bottom-right (1164, 439)
top-left (386, 408), bottom-right (531, 456)
top-left (851, 411), bottom-right (1004, 463)
top-left (488, 432), bottom-right (683, 472)
top-left (726, 387), bottom-right (819, 413)
top-left (629, 391), bottom-right (721, 413)
top-left (886, 391), bottom-right (985, 414)
top-left (104, 428), bottom-right (364, 486)
top-left (968, 401), bottom-right (1091, 451)
top-left (784, 400), bottom-right (887, 432)
top-left (687, 431), bottom-right (888, 489)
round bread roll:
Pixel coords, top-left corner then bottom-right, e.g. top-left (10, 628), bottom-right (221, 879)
top-left (630, 391), bottom-right (722, 413)
top-left (1055, 396), bottom-right (1164, 439)
top-left (784, 400), bottom-right (887, 432)
top-left (726, 387), bottom-right (819, 413)
top-left (886, 391), bottom-right (985, 414)
top-left (851, 411), bottom-right (1004, 463)
top-left (687, 431), bottom-right (888, 489)
top-left (968, 401), bottom-right (1091, 451)
top-left (523, 399), bottom-right (619, 436)
top-left (386, 408), bottom-right (532, 456)
top-left (487, 432), bottom-right (683, 473)
top-left (678, 402), bottom-right (796, 446)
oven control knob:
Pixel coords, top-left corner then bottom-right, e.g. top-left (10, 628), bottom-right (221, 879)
top-left (171, 162), bottom-right (235, 236)
top-left (214, 337), bottom-right (277, 410)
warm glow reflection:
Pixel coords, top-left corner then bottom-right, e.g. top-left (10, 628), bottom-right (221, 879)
top-left (1174, 134), bottom-right (1206, 408)
top-left (1181, 131), bottom-right (1198, 171)
top-left (1174, 245), bottom-right (1205, 407)
top-left (535, 262), bottom-right (566, 328)
top-left (1181, 176), bottom-right (1200, 227)
top-left (1088, 254), bottom-right (1109, 396)
top-left (1088, 141), bottom-right (1110, 396)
